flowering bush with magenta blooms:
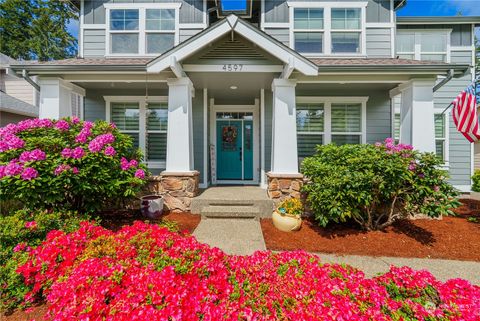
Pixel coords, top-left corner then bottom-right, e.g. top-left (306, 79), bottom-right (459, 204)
top-left (301, 138), bottom-right (460, 230)
top-left (12, 221), bottom-right (480, 320)
top-left (0, 117), bottom-right (148, 212)
top-left (0, 209), bottom-right (89, 312)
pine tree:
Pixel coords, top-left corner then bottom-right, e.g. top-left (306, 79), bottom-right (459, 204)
top-left (0, 0), bottom-right (77, 61)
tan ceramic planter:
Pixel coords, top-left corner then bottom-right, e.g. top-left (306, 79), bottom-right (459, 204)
top-left (272, 210), bottom-right (302, 232)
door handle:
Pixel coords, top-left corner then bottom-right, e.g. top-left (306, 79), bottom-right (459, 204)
top-left (239, 147), bottom-right (242, 161)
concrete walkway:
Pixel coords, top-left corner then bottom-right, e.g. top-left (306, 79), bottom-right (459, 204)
top-left (312, 253), bottom-right (480, 284)
top-left (193, 218), bottom-right (266, 255)
top-left (192, 217), bottom-right (479, 284)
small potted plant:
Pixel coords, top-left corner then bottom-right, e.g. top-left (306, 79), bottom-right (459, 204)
top-left (272, 198), bottom-right (303, 232)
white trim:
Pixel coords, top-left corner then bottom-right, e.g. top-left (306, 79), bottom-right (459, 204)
top-left (104, 95), bottom-right (168, 169)
top-left (287, 1), bottom-right (368, 8)
top-left (396, 29), bottom-right (452, 63)
top-left (289, 3), bottom-right (367, 57)
top-left (104, 3), bottom-right (182, 10)
top-left (260, 88), bottom-right (266, 189)
top-left (203, 88), bottom-right (208, 187)
top-left (450, 46), bottom-right (475, 52)
top-left (209, 101), bottom-right (260, 185)
top-left (454, 185), bottom-right (472, 193)
top-left (147, 15), bottom-right (318, 76)
top-left (297, 96), bottom-right (368, 144)
top-left (82, 24), bottom-right (107, 29)
top-left (79, 0), bottom-right (84, 57)
top-left (182, 64), bottom-right (284, 73)
top-left (262, 23), bottom-right (291, 29)
top-left (178, 23), bottom-right (207, 29)
top-left (105, 4), bottom-right (180, 57)
top-left (365, 23), bottom-right (394, 28)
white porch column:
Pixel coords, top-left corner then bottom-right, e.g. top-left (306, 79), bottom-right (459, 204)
top-left (270, 78), bottom-right (299, 174)
top-left (38, 78), bottom-right (85, 119)
top-left (398, 79), bottom-right (436, 153)
top-left (165, 77), bottom-right (195, 172)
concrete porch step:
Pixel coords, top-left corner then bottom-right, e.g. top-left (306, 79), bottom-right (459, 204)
top-left (191, 186), bottom-right (274, 219)
top-left (201, 205), bottom-right (261, 219)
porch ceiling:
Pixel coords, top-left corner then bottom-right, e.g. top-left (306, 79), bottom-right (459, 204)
top-left (73, 81), bottom-right (168, 91)
top-left (296, 83), bottom-right (400, 92)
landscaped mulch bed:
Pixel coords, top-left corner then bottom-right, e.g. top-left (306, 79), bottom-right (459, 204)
top-left (261, 215), bottom-right (480, 261)
top-left (98, 210), bottom-right (201, 233)
top-left (3, 303), bottom-right (48, 321)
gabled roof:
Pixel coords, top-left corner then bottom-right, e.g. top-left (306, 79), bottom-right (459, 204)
top-left (146, 15), bottom-right (319, 76)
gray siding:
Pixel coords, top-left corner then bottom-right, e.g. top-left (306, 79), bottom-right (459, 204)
top-left (263, 28), bottom-right (290, 47)
top-left (179, 28), bottom-right (203, 43)
top-left (0, 111), bottom-right (33, 127)
top-left (192, 89), bottom-right (204, 182)
top-left (264, 0), bottom-right (289, 23)
top-left (83, 29), bottom-right (106, 57)
top-left (398, 24), bottom-right (473, 47)
top-left (83, 0), bottom-right (204, 24)
top-left (366, 28), bottom-right (392, 58)
top-left (366, 0), bottom-right (391, 23)
top-left (450, 50), bottom-right (472, 64)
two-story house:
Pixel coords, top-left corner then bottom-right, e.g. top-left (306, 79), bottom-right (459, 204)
top-left (0, 53), bottom-right (39, 126)
top-left (10, 0), bottom-right (479, 211)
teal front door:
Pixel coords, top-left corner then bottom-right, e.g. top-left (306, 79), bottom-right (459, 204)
top-left (216, 117), bottom-right (254, 181)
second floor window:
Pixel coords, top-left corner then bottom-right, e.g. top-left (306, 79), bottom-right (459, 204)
top-left (331, 9), bottom-right (361, 53)
top-left (293, 6), bottom-right (363, 56)
top-left (396, 30), bottom-right (449, 62)
top-left (108, 7), bottom-right (177, 56)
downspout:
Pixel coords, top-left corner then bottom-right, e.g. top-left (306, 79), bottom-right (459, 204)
top-left (22, 69), bottom-right (40, 92)
top-left (433, 69), bottom-right (454, 93)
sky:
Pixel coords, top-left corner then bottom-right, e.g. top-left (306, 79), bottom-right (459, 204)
top-left (67, 0), bottom-right (480, 41)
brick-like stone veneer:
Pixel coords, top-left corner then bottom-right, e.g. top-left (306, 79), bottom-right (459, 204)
top-left (267, 172), bottom-right (304, 202)
top-left (145, 171), bottom-right (200, 213)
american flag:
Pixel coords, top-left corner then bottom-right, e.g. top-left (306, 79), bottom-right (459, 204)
top-left (452, 83), bottom-right (480, 142)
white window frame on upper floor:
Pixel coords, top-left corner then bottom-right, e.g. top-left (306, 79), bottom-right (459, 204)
top-left (287, 1), bottom-right (367, 57)
top-left (296, 96), bottom-right (368, 145)
top-left (396, 29), bottom-right (452, 63)
top-left (104, 95), bottom-right (168, 169)
top-left (104, 3), bottom-right (181, 58)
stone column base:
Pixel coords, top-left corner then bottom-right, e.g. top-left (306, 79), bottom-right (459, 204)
top-left (266, 172), bottom-right (304, 202)
top-left (146, 171), bottom-right (200, 213)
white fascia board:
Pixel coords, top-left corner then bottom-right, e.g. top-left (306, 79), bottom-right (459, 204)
top-left (287, 1), bottom-right (368, 8)
top-left (104, 3), bottom-right (182, 9)
top-left (233, 21), bottom-right (318, 76)
top-left (147, 22), bottom-right (232, 73)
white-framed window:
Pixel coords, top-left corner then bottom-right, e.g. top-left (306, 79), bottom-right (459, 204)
top-left (105, 3), bottom-right (180, 56)
top-left (296, 97), bottom-right (368, 157)
top-left (289, 2), bottom-right (367, 56)
top-left (105, 96), bottom-right (168, 168)
top-left (296, 103), bottom-right (325, 157)
top-left (70, 92), bottom-right (83, 119)
top-left (393, 111), bottom-right (448, 163)
top-left (396, 30), bottom-right (451, 62)
top-left (293, 8), bottom-right (324, 54)
top-left (331, 8), bottom-right (361, 53)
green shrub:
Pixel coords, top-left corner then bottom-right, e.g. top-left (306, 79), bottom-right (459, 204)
top-left (0, 209), bottom-right (90, 312)
top-left (0, 118), bottom-right (148, 213)
top-left (301, 139), bottom-right (460, 230)
top-left (472, 170), bottom-right (480, 192)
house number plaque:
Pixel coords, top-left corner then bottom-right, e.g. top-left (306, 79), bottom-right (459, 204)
top-left (222, 64), bottom-right (244, 72)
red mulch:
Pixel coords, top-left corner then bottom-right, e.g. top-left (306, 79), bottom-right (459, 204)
top-left (98, 210), bottom-right (201, 234)
top-left (261, 199), bottom-right (480, 261)
top-left (3, 303), bottom-right (48, 321)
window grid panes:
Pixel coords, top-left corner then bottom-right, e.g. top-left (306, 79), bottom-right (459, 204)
top-left (111, 102), bottom-right (140, 148)
top-left (396, 31), bottom-right (448, 62)
top-left (296, 104), bottom-right (324, 158)
top-left (146, 103), bottom-right (168, 161)
top-left (296, 101), bottom-right (364, 155)
top-left (293, 8), bottom-right (324, 54)
top-left (331, 8), bottom-right (361, 53)
top-left (435, 114), bottom-right (446, 162)
top-left (331, 8), bottom-right (361, 29)
top-left (109, 7), bottom-right (177, 55)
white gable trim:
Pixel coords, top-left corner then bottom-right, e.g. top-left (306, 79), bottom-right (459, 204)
top-left (147, 15), bottom-right (318, 76)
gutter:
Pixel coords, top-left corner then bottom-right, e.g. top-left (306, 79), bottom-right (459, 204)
top-left (13, 64), bottom-right (148, 73)
top-left (21, 70), bottom-right (40, 91)
top-left (316, 64), bottom-right (470, 74)
top-left (433, 69), bottom-right (454, 92)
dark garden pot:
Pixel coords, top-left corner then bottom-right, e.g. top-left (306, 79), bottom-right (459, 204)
top-left (140, 195), bottom-right (164, 219)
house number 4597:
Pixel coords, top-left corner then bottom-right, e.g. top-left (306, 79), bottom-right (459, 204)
top-left (222, 64), bottom-right (243, 71)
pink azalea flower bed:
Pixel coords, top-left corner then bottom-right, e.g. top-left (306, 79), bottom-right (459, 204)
top-left (15, 222), bottom-right (480, 321)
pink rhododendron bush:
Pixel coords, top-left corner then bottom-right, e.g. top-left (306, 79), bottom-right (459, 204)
top-left (0, 117), bottom-right (148, 212)
top-left (15, 221), bottom-right (480, 320)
